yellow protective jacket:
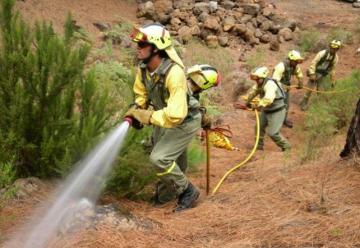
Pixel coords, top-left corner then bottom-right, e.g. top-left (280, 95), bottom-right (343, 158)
top-left (133, 61), bottom-right (188, 128)
top-left (245, 79), bottom-right (285, 109)
top-left (308, 49), bottom-right (339, 80)
top-left (272, 60), bottom-right (303, 89)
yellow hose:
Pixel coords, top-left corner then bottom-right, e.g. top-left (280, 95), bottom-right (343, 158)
top-left (212, 109), bottom-right (260, 195)
top-left (289, 85), bottom-right (349, 94)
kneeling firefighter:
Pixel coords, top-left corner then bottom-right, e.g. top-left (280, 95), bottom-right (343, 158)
top-left (244, 67), bottom-right (291, 151)
top-left (125, 23), bottom-right (201, 212)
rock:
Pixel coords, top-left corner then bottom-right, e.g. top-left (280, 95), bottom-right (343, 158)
top-left (269, 24), bottom-right (281, 34)
top-left (219, 36), bottom-right (229, 47)
top-left (356, 47), bottom-right (360, 55)
top-left (190, 25), bottom-right (201, 36)
top-left (206, 35), bottom-right (219, 48)
top-left (234, 23), bottom-right (247, 34)
top-left (186, 15), bottom-right (198, 27)
top-left (173, 0), bottom-right (194, 11)
top-left (137, 1), bottom-right (156, 19)
top-left (170, 17), bottom-right (182, 29)
top-left (278, 27), bottom-right (293, 41)
top-left (222, 0), bottom-right (236, 10)
top-left (254, 29), bottom-right (263, 38)
top-left (240, 14), bottom-right (253, 24)
top-left (154, 0), bottom-right (173, 15)
top-left (260, 33), bottom-right (271, 43)
top-left (198, 12), bottom-right (209, 23)
top-left (209, 1), bottom-right (218, 12)
top-left (204, 16), bottom-right (221, 31)
top-left (285, 19), bottom-right (297, 32)
top-left (223, 16), bottom-right (236, 32)
top-left (251, 18), bottom-right (258, 28)
top-left (262, 7), bottom-right (275, 18)
top-left (353, 2), bottom-right (360, 7)
top-left (256, 15), bottom-right (268, 25)
top-left (157, 13), bottom-right (171, 24)
top-left (269, 37), bottom-right (280, 51)
top-left (93, 22), bottom-right (110, 31)
top-left (260, 20), bottom-right (272, 31)
top-left (13, 177), bottom-right (44, 198)
top-left (243, 3), bottom-right (260, 16)
top-left (194, 2), bottom-right (210, 15)
top-left (178, 26), bottom-right (193, 43)
top-left (200, 28), bottom-right (213, 40)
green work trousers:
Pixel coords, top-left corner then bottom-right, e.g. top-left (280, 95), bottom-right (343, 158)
top-left (258, 108), bottom-right (291, 150)
top-left (150, 112), bottom-right (201, 203)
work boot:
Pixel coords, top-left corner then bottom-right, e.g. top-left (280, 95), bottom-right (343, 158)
top-left (174, 183), bottom-right (200, 212)
top-left (283, 119), bottom-right (293, 128)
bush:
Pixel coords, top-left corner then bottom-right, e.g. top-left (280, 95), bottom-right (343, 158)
top-left (245, 47), bottom-right (266, 70)
top-left (300, 71), bottom-right (360, 162)
top-left (0, 161), bottom-right (16, 189)
top-left (327, 27), bottom-right (353, 45)
top-left (297, 29), bottom-right (323, 53)
top-left (0, 0), bottom-right (118, 177)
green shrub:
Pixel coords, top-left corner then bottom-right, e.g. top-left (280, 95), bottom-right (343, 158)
top-left (300, 71), bottom-right (360, 162)
top-left (0, 161), bottom-right (16, 188)
top-left (327, 27), bottom-right (353, 45)
top-left (187, 139), bottom-right (205, 173)
top-left (106, 127), bottom-right (156, 199)
top-left (0, 0), bottom-right (118, 177)
top-left (297, 29), bottom-right (322, 53)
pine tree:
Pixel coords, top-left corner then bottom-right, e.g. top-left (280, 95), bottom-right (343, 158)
top-left (0, 0), bottom-right (115, 177)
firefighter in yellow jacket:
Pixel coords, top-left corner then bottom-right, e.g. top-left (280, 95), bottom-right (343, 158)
top-left (125, 24), bottom-right (201, 212)
top-left (244, 67), bottom-right (291, 151)
top-left (300, 40), bottom-right (341, 110)
top-left (272, 50), bottom-right (304, 128)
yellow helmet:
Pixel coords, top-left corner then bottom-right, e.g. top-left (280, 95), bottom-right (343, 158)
top-left (330, 40), bottom-right (341, 49)
top-left (130, 23), bottom-right (172, 50)
top-left (187, 64), bottom-right (221, 90)
top-left (288, 50), bottom-right (304, 62)
top-left (250, 66), bottom-right (269, 80)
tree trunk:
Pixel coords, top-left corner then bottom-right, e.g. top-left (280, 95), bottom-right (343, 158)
top-left (340, 98), bottom-right (360, 157)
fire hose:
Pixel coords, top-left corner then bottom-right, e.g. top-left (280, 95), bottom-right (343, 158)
top-left (211, 108), bottom-right (260, 195)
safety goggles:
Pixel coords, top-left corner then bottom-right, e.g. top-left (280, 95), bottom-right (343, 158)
top-left (130, 28), bottom-right (148, 43)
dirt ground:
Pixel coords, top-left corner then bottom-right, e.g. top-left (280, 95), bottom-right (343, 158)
top-left (1, 0), bottom-right (360, 247)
